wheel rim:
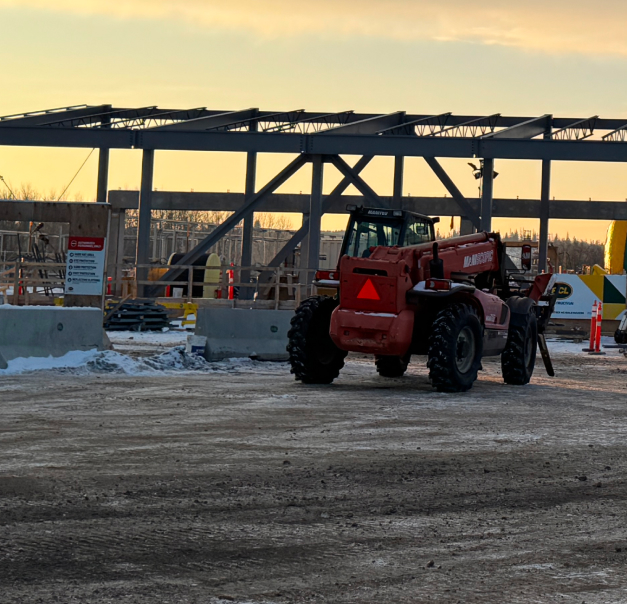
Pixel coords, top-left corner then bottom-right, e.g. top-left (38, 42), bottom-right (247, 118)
top-left (317, 343), bottom-right (336, 365)
top-left (312, 330), bottom-right (338, 365)
top-left (455, 326), bottom-right (476, 374)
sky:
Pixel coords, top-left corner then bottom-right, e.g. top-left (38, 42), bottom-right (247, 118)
top-left (1, 0), bottom-right (627, 241)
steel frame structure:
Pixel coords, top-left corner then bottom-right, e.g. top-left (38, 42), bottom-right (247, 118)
top-left (3, 104), bottom-right (627, 294)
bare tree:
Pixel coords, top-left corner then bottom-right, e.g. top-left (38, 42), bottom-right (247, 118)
top-left (254, 212), bottom-right (293, 230)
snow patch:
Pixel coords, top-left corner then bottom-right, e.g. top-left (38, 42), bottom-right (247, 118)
top-left (0, 349), bottom-right (100, 374)
top-left (546, 336), bottom-right (618, 356)
top-left (0, 346), bottom-right (289, 376)
top-left (0, 304), bottom-right (102, 312)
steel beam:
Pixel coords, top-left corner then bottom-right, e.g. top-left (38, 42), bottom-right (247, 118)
top-left (552, 116), bottom-right (597, 141)
top-left (155, 155), bottom-right (308, 285)
top-left (106, 190), bottom-right (627, 220)
top-left (5, 125), bottom-right (627, 162)
top-left (263, 156), bottom-right (374, 273)
top-left (378, 113), bottom-right (451, 137)
top-left (321, 112), bottom-right (404, 135)
top-left (108, 107), bottom-right (207, 130)
top-left (263, 111), bottom-right (353, 134)
top-left (603, 122), bottom-right (627, 143)
top-left (136, 149), bottom-right (155, 295)
top-left (424, 158), bottom-right (481, 229)
top-left (436, 114), bottom-right (500, 138)
top-left (482, 115), bottom-right (551, 139)
top-left (0, 127), bottom-right (134, 149)
top-left (109, 190), bottom-right (311, 212)
top-left (147, 108), bottom-right (257, 131)
top-left (480, 158), bottom-right (495, 231)
top-left (214, 110), bottom-right (304, 133)
top-left (0, 104), bottom-right (108, 127)
top-left (328, 155), bottom-right (383, 206)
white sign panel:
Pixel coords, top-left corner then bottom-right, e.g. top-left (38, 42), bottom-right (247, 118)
top-left (65, 236), bottom-right (106, 296)
top-left (551, 275), bottom-right (597, 320)
top-left (551, 274), bottom-right (627, 320)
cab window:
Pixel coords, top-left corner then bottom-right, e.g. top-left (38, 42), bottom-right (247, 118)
top-left (403, 218), bottom-right (432, 246)
top-left (345, 219), bottom-right (402, 258)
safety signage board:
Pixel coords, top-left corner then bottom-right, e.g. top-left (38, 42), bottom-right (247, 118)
top-left (551, 274), bottom-right (626, 321)
top-left (65, 237), bottom-right (106, 296)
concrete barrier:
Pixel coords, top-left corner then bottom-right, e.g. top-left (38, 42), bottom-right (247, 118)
top-left (0, 306), bottom-right (105, 362)
top-left (195, 307), bottom-right (293, 361)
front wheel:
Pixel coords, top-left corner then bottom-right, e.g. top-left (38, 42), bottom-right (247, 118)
top-left (375, 354), bottom-right (411, 378)
top-left (287, 296), bottom-right (347, 384)
top-left (502, 309), bottom-right (538, 385)
top-left (428, 304), bottom-right (483, 392)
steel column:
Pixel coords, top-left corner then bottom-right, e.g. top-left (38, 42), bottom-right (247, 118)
top-left (393, 156), bottom-right (404, 209)
top-left (97, 149), bottom-right (110, 204)
top-left (136, 149), bottom-right (155, 295)
top-left (305, 156), bottom-right (324, 283)
top-left (460, 218), bottom-right (474, 235)
top-left (538, 159), bottom-right (551, 272)
top-left (96, 107), bottom-right (111, 205)
top-left (239, 125), bottom-right (258, 299)
top-left (299, 212), bottom-right (311, 271)
top-left (480, 158), bottom-right (494, 232)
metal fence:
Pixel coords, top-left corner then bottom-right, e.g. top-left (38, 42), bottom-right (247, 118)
top-left (0, 260), bottom-right (316, 309)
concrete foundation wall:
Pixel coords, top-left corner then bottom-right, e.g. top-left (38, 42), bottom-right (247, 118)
top-left (0, 307), bottom-right (105, 361)
top-left (195, 307), bottom-right (293, 362)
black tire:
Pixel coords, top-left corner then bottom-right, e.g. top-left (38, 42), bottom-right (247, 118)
top-left (375, 354), bottom-right (410, 378)
top-left (502, 309), bottom-right (538, 385)
top-left (287, 296), bottom-right (347, 384)
top-left (427, 303), bottom-right (483, 392)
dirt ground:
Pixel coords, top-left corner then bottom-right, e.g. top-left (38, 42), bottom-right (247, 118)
top-left (2, 346), bottom-right (627, 603)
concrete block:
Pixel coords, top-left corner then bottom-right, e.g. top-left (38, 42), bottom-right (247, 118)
top-left (0, 306), bottom-right (105, 362)
top-left (195, 307), bottom-right (293, 362)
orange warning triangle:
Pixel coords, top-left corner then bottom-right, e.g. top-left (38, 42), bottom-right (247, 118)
top-left (357, 278), bottom-right (380, 300)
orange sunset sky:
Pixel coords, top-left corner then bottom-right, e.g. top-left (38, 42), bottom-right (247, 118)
top-left (2, 0), bottom-right (627, 242)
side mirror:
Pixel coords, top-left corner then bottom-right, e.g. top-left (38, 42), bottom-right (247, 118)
top-left (521, 244), bottom-right (532, 271)
top-left (431, 217), bottom-right (440, 224)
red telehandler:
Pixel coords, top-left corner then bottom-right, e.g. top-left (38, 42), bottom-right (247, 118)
top-left (287, 206), bottom-right (556, 392)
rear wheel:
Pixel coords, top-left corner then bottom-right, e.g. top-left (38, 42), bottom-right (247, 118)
top-left (502, 309), bottom-right (537, 385)
top-left (428, 303), bottom-right (483, 392)
top-left (375, 354), bottom-right (411, 378)
top-left (287, 296), bottom-right (347, 384)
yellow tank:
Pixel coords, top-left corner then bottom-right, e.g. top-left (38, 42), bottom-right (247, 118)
top-left (604, 221), bottom-right (627, 274)
top-left (203, 253), bottom-right (222, 299)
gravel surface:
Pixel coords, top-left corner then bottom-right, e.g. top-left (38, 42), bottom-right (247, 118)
top-left (1, 347), bottom-right (627, 603)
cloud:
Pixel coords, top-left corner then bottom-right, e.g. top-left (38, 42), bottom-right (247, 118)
top-left (2, 0), bottom-right (627, 56)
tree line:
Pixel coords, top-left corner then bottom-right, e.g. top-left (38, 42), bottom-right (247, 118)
top-left (437, 227), bottom-right (606, 273)
top-left (0, 183), bottom-right (293, 230)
